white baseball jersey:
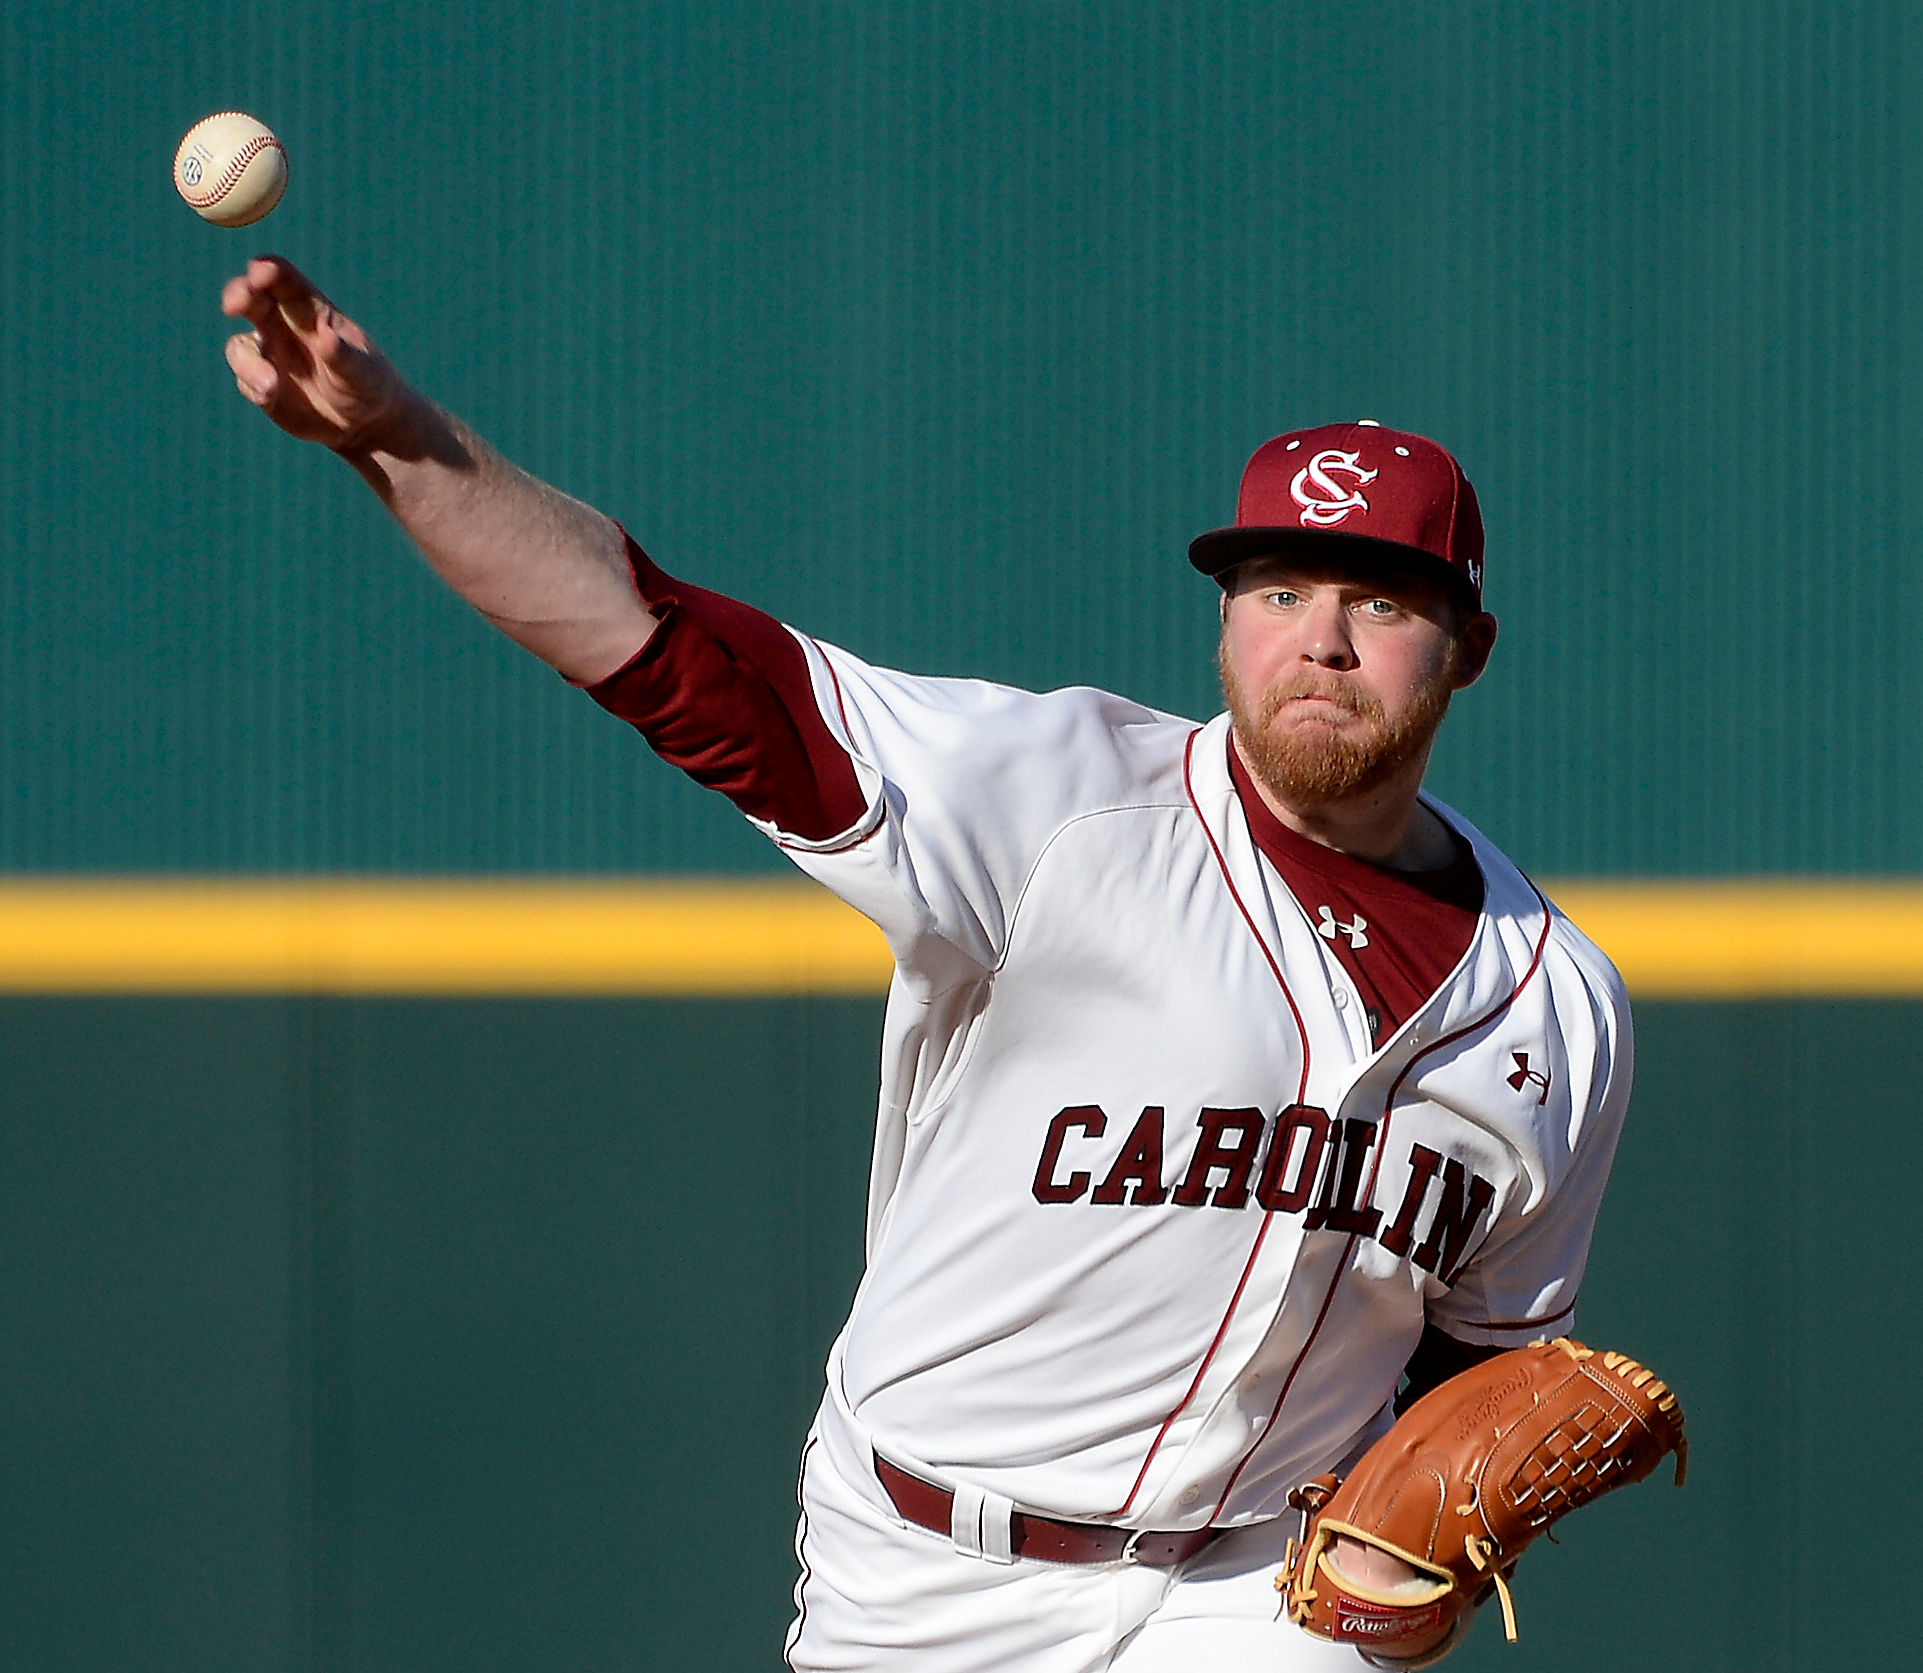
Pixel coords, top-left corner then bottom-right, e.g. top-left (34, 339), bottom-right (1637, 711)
top-left (721, 636), bottom-right (1636, 1534)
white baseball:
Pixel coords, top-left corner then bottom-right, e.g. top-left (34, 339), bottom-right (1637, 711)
top-left (173, 112), bottom-right (288, 228)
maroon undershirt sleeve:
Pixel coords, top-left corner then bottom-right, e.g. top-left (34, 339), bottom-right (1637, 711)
top-left (579, 533), bottom-right (867, 842)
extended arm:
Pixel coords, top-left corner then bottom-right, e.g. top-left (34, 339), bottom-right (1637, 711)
top-left (221, 256), bottom-right (654, 684)
top-left (220, 255), bottom-right (866, 840)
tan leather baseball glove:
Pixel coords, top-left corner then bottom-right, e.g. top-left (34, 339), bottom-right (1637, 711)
top-left (1276, 1337), bottom-right (1686, 1667)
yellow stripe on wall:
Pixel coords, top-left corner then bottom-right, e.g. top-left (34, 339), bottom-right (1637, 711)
top-left (0, 878), bottom-right (891, 996)
top-left (0, 877), bottom-right (1916, 998)
top-left (1547, 879), bottom-right (1923, 998)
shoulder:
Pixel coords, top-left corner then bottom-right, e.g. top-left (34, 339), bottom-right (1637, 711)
top-left (1425, 794), bottom-right (1632, 1024)
top-left (1538, 896), bottom-right (1631, 1017)
top-left (804, 638), bottom-right (1200, 811)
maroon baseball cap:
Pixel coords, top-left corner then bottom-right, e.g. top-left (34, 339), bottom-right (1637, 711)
top-left (1189, 421), bottom-right (1485, 607)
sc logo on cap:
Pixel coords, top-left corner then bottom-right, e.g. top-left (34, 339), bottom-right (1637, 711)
top-left (1290, 449), bottom-right (1377, 527)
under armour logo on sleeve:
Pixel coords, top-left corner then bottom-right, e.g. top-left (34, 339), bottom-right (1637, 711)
top-left (1316, 905), bottom-right (1369, 949)
top-left (1507, 1052), bottom-right (1552, 1105)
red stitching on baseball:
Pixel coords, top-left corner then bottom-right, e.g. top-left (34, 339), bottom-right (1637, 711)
top-left (181, 129), bottom-right (284, 209)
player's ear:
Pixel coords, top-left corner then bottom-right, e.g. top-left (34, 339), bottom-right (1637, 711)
top-left (1450, 613), bottom-right (1498, 689)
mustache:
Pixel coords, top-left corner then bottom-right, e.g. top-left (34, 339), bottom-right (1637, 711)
top-left (1255, 673), bottom-right (1384, 724)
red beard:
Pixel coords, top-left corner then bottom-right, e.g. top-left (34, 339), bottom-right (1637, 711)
top-left (1219, 639), bottom-right (1458, 806)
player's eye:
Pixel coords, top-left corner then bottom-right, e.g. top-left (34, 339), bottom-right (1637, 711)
top-left (1266, 589), bottom-right (1301, 608)
top-left (1360, 598), bottom-right (1398, 617)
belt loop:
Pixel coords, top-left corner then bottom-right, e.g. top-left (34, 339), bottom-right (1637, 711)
top-left (949, 1482), bottom-right (985, 1556)
top-left (948, 1482), bottom-right (1017, 1564)
top-left (980, 1490), bottom-right (1016, 1564)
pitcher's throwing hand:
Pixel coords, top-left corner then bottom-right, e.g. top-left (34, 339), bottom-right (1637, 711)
top-left (222, 257), bottom-right (410, 455)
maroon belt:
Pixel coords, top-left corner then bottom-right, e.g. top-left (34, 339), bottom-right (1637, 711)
top-left (873, 1452), bottom-right (1224, 1568)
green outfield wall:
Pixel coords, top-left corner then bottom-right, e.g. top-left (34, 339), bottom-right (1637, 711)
top-left (3, 995), bottom-right (1915, 1673)
top-left (6, 3), bottom-right (1922, 1670)
top-left (5, 0), bottom-right (1923, 877)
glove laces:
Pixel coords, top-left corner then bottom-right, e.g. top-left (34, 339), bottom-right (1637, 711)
top-left (1464, 1536), bottom-right (1518, 1642)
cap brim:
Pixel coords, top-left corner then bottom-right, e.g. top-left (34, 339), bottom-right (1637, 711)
top-left (1187, 526), bottom-right (1479, 608)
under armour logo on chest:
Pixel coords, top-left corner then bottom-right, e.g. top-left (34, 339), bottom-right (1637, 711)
top-left (1316, 905), bottom-right (1369, 949)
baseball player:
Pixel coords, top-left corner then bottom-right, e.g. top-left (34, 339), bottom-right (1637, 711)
top-left (218, 257), bottom-right (1633, 1671)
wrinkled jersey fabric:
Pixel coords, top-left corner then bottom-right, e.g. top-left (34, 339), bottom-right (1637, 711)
top-left (586, 535), bottom-right (1632, 1529)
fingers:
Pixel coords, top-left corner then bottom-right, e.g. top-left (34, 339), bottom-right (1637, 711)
top-left (221, 253), bottom-right (321, 317)
top-left (220, 256), bottom-right (293, 323)
top-left (220, 254), bottom-right (336, 357)
top-left (308, 311), bottom-right (347, 368)
top-left (224, 330), bottom-right (279, 407)
top-left (220, 254), bottom-right (375, 375)
top-left (221, 262), bottom-right (320, 385)
top-left (219, 268), bottom-right (298, 383)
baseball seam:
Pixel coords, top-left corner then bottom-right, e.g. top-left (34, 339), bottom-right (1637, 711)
top-left (180, 129), bottom-right (285, 209)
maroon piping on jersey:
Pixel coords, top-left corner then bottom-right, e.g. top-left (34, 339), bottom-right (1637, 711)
top-left (1354, 877), bottom-right (1555, 1280)
top-left (1104, 729), bottom-right (1316, 1522)
top-left (816, 651), bottom-right (859, 793)
top-left (1209, 873), bottom-right (1558, 1517)
top-left (784, 1435), bottom-right (820, 1671)
top-left (1476, 1298), bottom-right (1577, 1333)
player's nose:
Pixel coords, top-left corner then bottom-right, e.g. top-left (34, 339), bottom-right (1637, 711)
top-left (1298, 596), bottom-right (1359, 670)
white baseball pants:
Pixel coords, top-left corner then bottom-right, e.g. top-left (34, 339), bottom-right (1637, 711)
top-left (784, 1432), bottom-right (1379, 1673)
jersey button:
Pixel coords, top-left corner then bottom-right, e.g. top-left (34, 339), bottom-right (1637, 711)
top-left (1332, 989), bottom-right (1349, 1010)
top-left (1179, 1486), bottom-right (1201, 1506)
